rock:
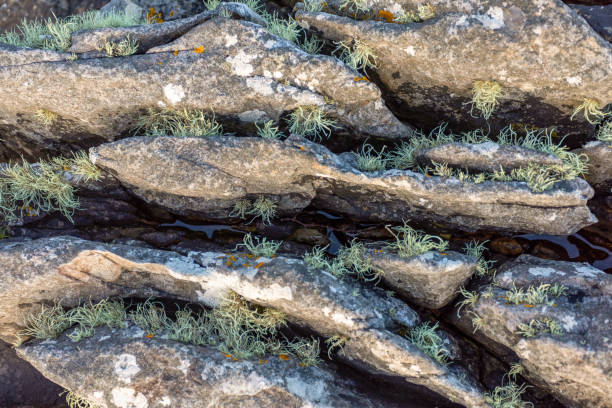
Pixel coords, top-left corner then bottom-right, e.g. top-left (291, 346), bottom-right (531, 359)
top-left (449, 255), bottom-right (612, 408)
top-left (575, 141), bottom-right (612, 192)
top-left (101, 0), bottom-right (206, 21)
top-left (0, 0), bottom-right (107, 31)
top-left (288, 227), bottom-right (330, 246)
top-left (295, 0), bottom-right (612, 142)
top-left (17, 326), bottom-right (454, 408)
top-left (0, 43), bottom-right (73, 66)
top-left (489, 237), bottom-right (524, 256)
top-left (0, 236), bottom-right (488, 407)
top-left (0, 339), bottom-right (64, 407)
top-left (570, 4), bottom-right (612, 43)
top-left (368, 250), bottom-right (477, 309)
top-left (416, 142), bottom-right (563, 173)
top-left (91, 135), bottom-right (596, 234)
top-left (0, 13), bottom-right (410, 160)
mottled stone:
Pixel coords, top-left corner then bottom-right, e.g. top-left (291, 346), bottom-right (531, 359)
top-left (417, 142), bottom-right (563, 173)
top-left (101, 0), bottom-right (206, 21)
top-left (0, 236), bottom-right (487, 407)
top-left (450, 255), bottom-right (612, 408)
top-left (570, 3), bottom-right (612, 43)
top-left (91, 135), bottom-right (596, 234)
top-left (296, 0), bottom-right (612, 142)
top-left (0, 0), bottom-right (106, 31)
top-left (575, 141), bottom-right (612, 193)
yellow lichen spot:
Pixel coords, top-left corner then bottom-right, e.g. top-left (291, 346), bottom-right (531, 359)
top-left (523, 304), bottom-right (534, 308)
top-left (225, 259), bottom-right (232, 267)
top-left (230, 255), bottom-right (237, 262)
top-left (378, 10), bottom-right (395, 23)
top-left (242, 263), bottom-right (251, 267)
top-left (222, 352), bottom-right (232, 358)
top-left (440, 252), bottom-right (447, 255)
top-left (425, 174), bottom-right (431, 178)
top-left (254, 261), bottom-right (265, 269)
top-left (145, 333), bottom-right (154, 338)
top-left (258, 359), bottom-right (264, 364)
top-left (299, 146), bottom-right (305, 151)
top-left (193, 46), bottom-right (204, 54)
top-left (323, 154), bottom-right (329, 159)
top-left (217, 255), bottom-right (224, 259)
top-left (173, 50), bottom-right (178, 56)
top-left (298, 362), bottom-right (305, 367)
top-left (169, 10), bottom-right (174, 17)
top-left (157, 61), bottom-right (163, 65)
top-left (279, 354), bottom-right (290, 361)
top-left (570, 98), bottom-right (610, 125)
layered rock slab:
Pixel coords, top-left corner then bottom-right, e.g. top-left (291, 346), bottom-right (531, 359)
top-left (450, 255), bottom-right (612, 408)
top-left (296, 0), bottom-right (612, 141)
top-left (0, 236), bottom-right (487, 407)
top-left (0, 13), bottom-right (409, 159)
top-left (17, 326), bottom-right (404, 408)
top-left (91, 135), bottom-right (596, 234)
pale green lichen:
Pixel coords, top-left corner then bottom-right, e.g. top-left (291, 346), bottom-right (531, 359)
top-left (407, 322), bottom-right (450, 365)
top-left (484, 380), bottom-right (533, 408)
top-left (505, 283), bottom-right (568, 306)
top-left (287, 105), bottom-right (338, 141)
top-left (570, 98), bottom-right (609, 125)
top-left (516, 317), bottom-right (563, 337)
top-left (101, 35), bottom-right (139, 57)
top-left (334, 39), bottom-right (378, 72)
top-left (596, 121), bottom-right (612, 142)
top-left (134, 108), bottom-right (223, 138)
top-left (237, 233), bottom-right (281, 257)
top-left (255, 120), bottom-right (283, 140)
top-left (466, 80), bottom-right (503, 120)
top-left (385, 222), bottom-right (448, 258)
top-left (353, 144), bottom-right (387, 172)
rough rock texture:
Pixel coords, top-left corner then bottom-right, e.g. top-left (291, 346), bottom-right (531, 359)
top-left (18, 326), bottom-right (413, 408)
top-left (570, 3), bottom-right (612, 43)
top-left (0, 340), bottom-right (64, 407)
top-left (0, 236), bottom-right (488, 407)
top-left (0, 0), bottom-right (107, 31)
top-left (368, 250), bottom-right (476, 309)
top-left (450, 255), bottom-right (612, 408)
top-left (296, 0), bottom-right (612, 142)
top-left (101, 0), bottom-right (206, 21)
top-left (91, 135), bottom-right (596, 234)
top-left (0, 12), bottom-right (410, 160)
top-left (417, 142), bottom-right (563, 173)
top-left (575, 141), bottom-right (612, 192)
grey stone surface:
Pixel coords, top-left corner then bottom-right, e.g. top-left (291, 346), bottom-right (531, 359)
top-left (570, 3), bottom-right (612, 43)
top-left (296, 0), bottom-right (612, 142)
top-left (0, 13), bottom-right (410, 160)
top-left (450, 255), bottom-right (612, 408)
top-left (575, 141), bottom-right (612, 192)
top-left (0, 340), bottom-right (64, 407)
top-left (417, 142), bottom-right (564, 173)
top-left (0, 236), bottom-right (488, 407)
top-left (101, 0), bottom-right (206, 21)
top-left (0, 0), bottom-right (106, 31)
top-left (369, 250), bottom-right (477, 309)
top-left (91, 135), bottom-right (596, 234)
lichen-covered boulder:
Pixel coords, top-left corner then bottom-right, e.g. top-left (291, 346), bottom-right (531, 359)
top-left (368, 250), bottom-right (477, 309)
top-left (17, 326), bottom-right (406, 408)
top-left (449, 255), bottom-right (612, 408)
top-left (91, 135), bottom-right (596, 234)
top-left (0, 236), bottom-right (488, 407)
top-left (0, 12), bottom-right (410, 160)
top-left (575, 141), bottom-right (612, 192)
top-left (296, 0), bottom-right (612, 142)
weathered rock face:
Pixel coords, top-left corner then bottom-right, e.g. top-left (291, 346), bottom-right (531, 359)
top-left (575, 141), bottom-right (612, 192)
top-left (17, 326), bottom-right (461, 408)
top-left (0, 340), bottom-right (64, 407)
top-left (101, 0), bottom-right (206, 21)
top-left (296, 0), bottom-right (612, 142)
top-left (0, 0), bottom-right (107, 31)
top-left (0, 11), bottom-right (410, 160)
top-left (368, 250), bottom-right (476, 309)
top-left (449, 255), bottom-right (612, 408)
top-left (91, 135), bottom-right (596, 234)
top-left (570, 3), bottom-right (612, 43)
top-left (0, 236), bottom-right (488, 407)
top-left (416, 142), bottom-right (563, 173)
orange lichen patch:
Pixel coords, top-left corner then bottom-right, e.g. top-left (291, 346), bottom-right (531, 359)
top-left (157, 61), bottom-right (163, 65)
top-left (298, 362), bottom-right (305, 367)
top-left (254, 262), bottom-right (265, 269)
top-left (524, 304), bottom-right (534, 308)
top-left (222, 352), bottom-right (232, 358)
top-left (258, 359), bottom-right (264, 364)
top-left (231, 357), bottom-right (240, 361)
top-left (173, 50), bottom-right (178, 56)
top-left (553, 303), bottom-right (557, 307)
top-left (230, 255), bottom-right (237, 262)
top-left (225, 259), bottom-right (232, 267)
top-left (353, 76), bottom-right (369, 82)
top-left (299, 146), bottom-right (305, 151)
top-left (242, 263), bottom-right (251, 267)
top-left (278, 354), bottom-right (290, 361)
top-left (425, 174), bottom-right (431, 178)
top-left (246, 254), bottom-right (255, 258)
top-left (378, 10), bottom-right (395, 23)
top-left (169, 10), bottom-right (174, 17)
top-left (323, 154), bottom-right (329, 159)
top-left (145, 333), bottom-right (154, 338)
top-left (440, 252), bottom-right (447, 255)
top-left (217, 255), bottom-right (224, 259)
top-left (193, 46), bottom-right (204, 54)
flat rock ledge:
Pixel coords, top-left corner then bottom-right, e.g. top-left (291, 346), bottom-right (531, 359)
top-left (17, 326), bottom-right (398, 408)
top-left (368, 250), bottom-right (477, 309)
top-left (0, 10), bottom-right (409, 159)
top-left (91, 135), bottom-right (596, 234)
top-left (0, 236), bottom-right (487, 407)
top-left (449, 255), bottom-right (612, 408)
top-left (295, 0), bottom-right (612, 140)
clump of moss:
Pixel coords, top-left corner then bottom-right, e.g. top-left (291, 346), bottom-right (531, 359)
top-left (0, 10), bottom-right (143, 51)
top-left (334, 39), bottom-right (378, 72)
top-left (385, 222), bottom-right (448, 258)
top-left (287, 105), bottom-right (338, 141)
top-left (101, 35), bottom-right (139, 57)
top-left (406, 321), bottom-right (450, 365)
top-left (134, 108), bottom-right (223, 138)
top-left (571, 98), bottom-right (609, 125)
top-left (466, 80), bottom-right (503, 120)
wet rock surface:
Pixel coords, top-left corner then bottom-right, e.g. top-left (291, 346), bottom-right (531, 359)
top-left (296, 0), bottom-right (612, 142)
